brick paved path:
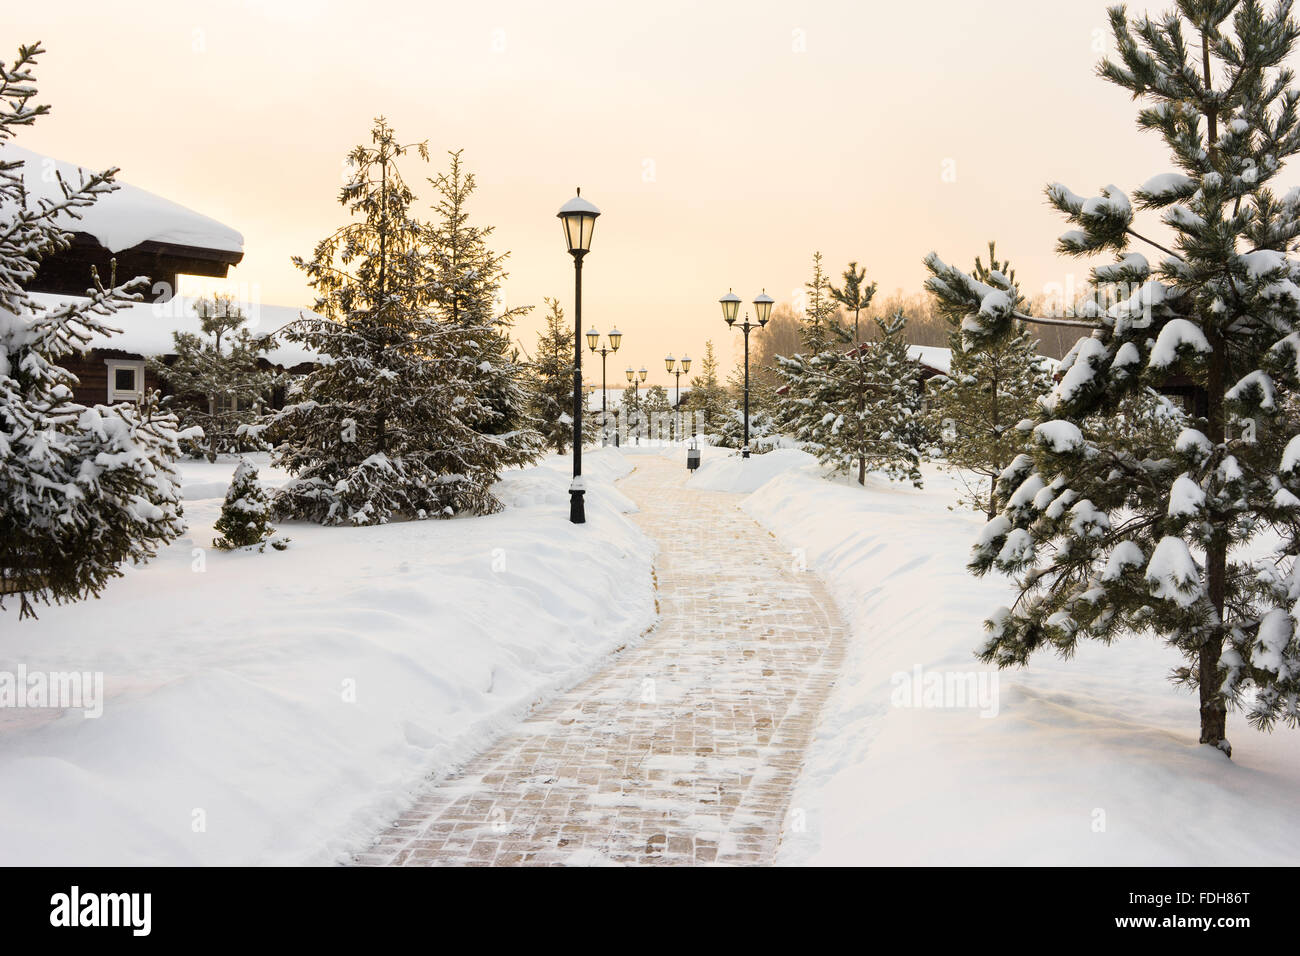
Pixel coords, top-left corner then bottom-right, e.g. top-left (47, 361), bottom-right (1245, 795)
top-left (356, 453), bottom-right (847, 866)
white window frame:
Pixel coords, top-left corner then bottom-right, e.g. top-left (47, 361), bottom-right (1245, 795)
top-left (105, 359), bottom-right (146, 404)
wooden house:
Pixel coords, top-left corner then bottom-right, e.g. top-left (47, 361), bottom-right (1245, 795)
top-left (9, 145), bottom-right (317, 406)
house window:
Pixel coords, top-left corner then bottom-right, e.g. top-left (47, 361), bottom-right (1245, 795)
top-left (215, 393), bottom-right (248, 415)
top-left (105, 360), bottom-right (146, 404)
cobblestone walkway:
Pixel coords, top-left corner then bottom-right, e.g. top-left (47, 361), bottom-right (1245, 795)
top-left (356, 454), bottom-right (847, 866)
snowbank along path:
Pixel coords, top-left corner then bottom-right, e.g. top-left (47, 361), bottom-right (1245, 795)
top-left (357, 452), bottom-right (847, 865)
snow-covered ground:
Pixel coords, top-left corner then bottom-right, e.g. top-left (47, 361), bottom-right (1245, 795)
top-left (0, 447), bottom-right (655, 866)
top-left (686, 446), bottom-right (1300, 865)
top-left (8, 436), bottom-right (1297, 867)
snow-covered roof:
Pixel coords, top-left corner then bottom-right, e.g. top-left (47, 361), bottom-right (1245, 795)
top-left (28, 292), bottom-right (319, 368)
top-left (904, 345), bottom-right (1060, 377)
top-left (907, 345), bottom-right (951, 375)
top-left (0, 144), bottom-right (244, 255)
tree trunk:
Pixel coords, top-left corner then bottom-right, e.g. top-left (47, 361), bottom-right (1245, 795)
top-left (1197, 39), bottom-right (1229, 755)
top-left (206, 397), bottom-right (218, 463)
top-left (857, 351), bottom-right (866, 485)
top-left (1201, 334), bottom-right (1230, 756)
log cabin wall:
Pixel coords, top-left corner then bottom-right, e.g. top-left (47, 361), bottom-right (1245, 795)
top-left (62, 350), bottom-right (310, 409)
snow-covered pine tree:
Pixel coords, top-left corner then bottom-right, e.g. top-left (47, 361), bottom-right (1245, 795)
top-left (424, 150), bottom-right (542, 470)
top-left (716, 401), bottom-right (776, 450)
top-left (683, 340), bottom-right (729, 433)
top-left (831, 260), bottom-right (877, 344)
top-left (924, 0), bottom-right (1300, 754)
top-left (927, 243), bottom-right (1053, 517)
top-left (778, 299), bottom-right (926, 486)
top-left (640, 384), bottom-right (673, 440)
top-left (527, 297), bottom-right (574, 454)
top-left (620, 383), bottom-right (647, 442)
top-left (273, 119), bottom-right (511, 525)
top-left (148, 295), bottom-right (279, 462)
top-left (833, 259), bottom-right (880, 481)
top-left (581, 389), bottom-right (604, 448)
top-left (720, 356), bottom-right (776, 447)
top-left (212, 458), bottom-right (284, 550)
top-left (0, 42), bottom-right (186, 619)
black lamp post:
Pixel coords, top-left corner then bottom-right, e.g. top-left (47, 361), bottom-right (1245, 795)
top-left (587, 326), bottom-right (622, 445)
top-left (625, 365), bottom-right (647, 444)
top-left (559, 188), bottom-right (599, 523)
top-left (664, 352), bottom-right (691, 440)
top-left (720, 289), bottom-right (772, 458)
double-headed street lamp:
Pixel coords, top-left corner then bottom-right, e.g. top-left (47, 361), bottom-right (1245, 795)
top-left (625, 365), bottom-right (647, 444)
top-left (720, 289), bottom-right (773, 458)
top-left (586, 326), bottom-right (622, 445)
top-left (558, 188), bottom-right (599, 524)
top-left (664, 353), bottom-right (691, 440)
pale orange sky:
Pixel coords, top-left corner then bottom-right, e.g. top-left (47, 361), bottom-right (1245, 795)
top-left (10, 0), bottom-right (1253, 388)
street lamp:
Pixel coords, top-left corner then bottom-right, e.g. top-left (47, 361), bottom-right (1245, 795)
top-left (721, 288), bottom-right (771, 458)
top-left (665, 353), bottom-right (691, 440)
top-left (558, 188), bottom-right (600, 523)
top-left (625, 365), bottom-right (647, 444)
top-left (588, 327), bottom-right (622, 446)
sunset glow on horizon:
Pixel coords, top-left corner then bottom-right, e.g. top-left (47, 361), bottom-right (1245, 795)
top-left (10, 0), bottom-right (1262, 386)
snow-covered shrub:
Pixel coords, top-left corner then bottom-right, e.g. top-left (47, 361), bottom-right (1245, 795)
top-left (212, 459), bottom-right (285, 551)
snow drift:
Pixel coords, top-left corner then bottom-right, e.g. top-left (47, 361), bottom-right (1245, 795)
top-left (740, 463), bottom-right (1300, 865)
top-left (0, 448), bottom-right (656, 866)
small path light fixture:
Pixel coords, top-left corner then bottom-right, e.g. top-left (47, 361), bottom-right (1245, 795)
top-left (558, 188), bottom-right (600, 523)
top-left (721, 289), bottom-right (771, 458)
top-left (665, 353), bottom-right (691, 440)
top-left (588, 326), bottom-right (622, 445)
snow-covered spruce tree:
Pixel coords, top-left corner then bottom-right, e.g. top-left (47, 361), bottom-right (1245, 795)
top-left (924, 0), bottom-right (1300, 754)
top-left (724, 349), bottom-right (782, 444)
top-left (856, 311), bottom-right (928, 484)
top-left (213, 458), bottom-right (284, 550)
top-left (581, 390), bottom-right (604, 447)
top-left (527, 297), bottom-right (574, 454)
top-left (273, 119), bottom-right (512, 525)
top-left (148, 295), bottom-right (279, 462)
top-left (778, 308), bottom-right (926, 486)
top-left (620, 383), bottom-right (648, 442)
top-left (927, 243), bottom-right (1053, 517)
top-left (683, 340), bottom-right (730, 433)
top-left (774, 252), bottom-right (838, 440)
top-left (0, 43), bottom-right (185, 618)
top-left (716, 401), bottom-right (777, 450)
top-left (640, 384), bottom-right (673, 440)
top-left (798, 251), bottom-right (844, 355)
top-left (424, 150), bottom-right (542, 470)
